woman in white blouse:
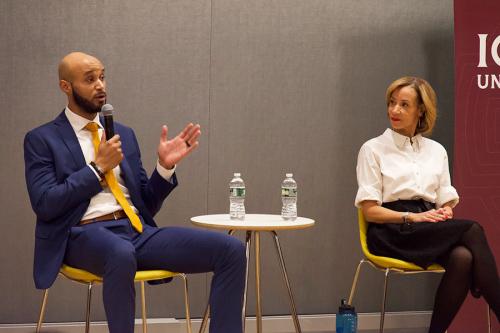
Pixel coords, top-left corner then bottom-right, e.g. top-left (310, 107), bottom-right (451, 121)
top-left (355, 77), bottom-right (499, 333)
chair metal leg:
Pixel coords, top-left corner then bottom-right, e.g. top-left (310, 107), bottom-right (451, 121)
top-left (348, 259), bottom-right (367, 305)
top-left (379, 269), bottom-right (390, 333)
top-left (36, 289), bottom-right (49, 333)
top-left (85, 282), bottom-right (93, 333)
top-left (271, 231), bottom-right (302, 333)
top-left (180, 274), bottom-right (192, 333)
top-left (199, 304), bottom-right (210, 333)
top-left (141, 281), bottom-right (147, 333)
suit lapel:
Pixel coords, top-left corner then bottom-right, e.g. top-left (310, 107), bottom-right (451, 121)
top-left (119, 157), bottom-right (137, 191)
top-left (54, 111), bottom-right (87, 168)
top-left (53, 110), bottom-right (145, 212)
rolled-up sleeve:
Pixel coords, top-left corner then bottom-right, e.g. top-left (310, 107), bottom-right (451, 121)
top-left (435, 151), bottom-right (459, 208)
top-left (355, 144), bottom-right (383, 207)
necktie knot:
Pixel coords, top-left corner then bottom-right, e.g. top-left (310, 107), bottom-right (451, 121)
top-left (84, 122), bottom-right (99, 133)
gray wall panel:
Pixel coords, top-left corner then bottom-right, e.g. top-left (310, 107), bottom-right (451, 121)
top-left (208, 0), bottom-right (453, 315)
top-left (0, 0), bottom-right (454, 324)
top-left (0, 0), bottom-right (211, 323)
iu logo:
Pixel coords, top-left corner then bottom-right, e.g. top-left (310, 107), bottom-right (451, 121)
top-left (477, 34), bottom-right (500, 67)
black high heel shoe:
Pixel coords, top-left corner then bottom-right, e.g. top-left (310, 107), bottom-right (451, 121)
top-left (470, 286), bottom-right (481, 298)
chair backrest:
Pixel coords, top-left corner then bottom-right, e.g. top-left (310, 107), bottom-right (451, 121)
top-left (356, 208), bottom-right (440, 271)
top-left (357, 208), bottom-right (372, 260)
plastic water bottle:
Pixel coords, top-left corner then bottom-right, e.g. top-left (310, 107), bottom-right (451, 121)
top-left (336, 299), bottom-right (357, 333)
top-left (229, 173), bottom-right (245, 220)
top-left (281, 173), bottom-right (297, 220)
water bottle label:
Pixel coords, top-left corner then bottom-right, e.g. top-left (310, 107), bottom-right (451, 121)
top-left (281, 188), bottom-right (297, 197)
top-left (230, 188), bottom-right (245, 197)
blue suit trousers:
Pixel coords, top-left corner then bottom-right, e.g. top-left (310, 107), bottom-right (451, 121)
top-left (64, 219), bottom-right (246, 333)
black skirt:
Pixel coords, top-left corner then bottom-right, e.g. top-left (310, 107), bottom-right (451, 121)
top-left (366, 200), bottom-right (476, 268)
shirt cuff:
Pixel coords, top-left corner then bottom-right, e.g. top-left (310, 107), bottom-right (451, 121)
top-left (354, 186), bottom-right (382, 208)
top-left (88, 164), bottom-right (103, 181)
top-left (156, 161), bottom-right (176, 181)
top-left (436, 187), bottom-right (460, 208)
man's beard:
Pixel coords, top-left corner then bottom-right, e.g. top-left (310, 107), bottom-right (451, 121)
top-left (71, 85), bottom-right (103, 114)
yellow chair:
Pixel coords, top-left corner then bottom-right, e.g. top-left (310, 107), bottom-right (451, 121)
top-left (348, 209), bottom-right (492, 333)
top-left (36, 264), bottom-right (192, 333)
top-left (348, 209), bottom-right (445, 333)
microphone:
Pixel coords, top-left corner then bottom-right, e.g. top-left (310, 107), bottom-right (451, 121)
top-left (101, 104), bottom-right (114, 140)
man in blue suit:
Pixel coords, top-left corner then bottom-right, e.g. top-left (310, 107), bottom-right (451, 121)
top-left (24, 52), bottom-right (245, 333)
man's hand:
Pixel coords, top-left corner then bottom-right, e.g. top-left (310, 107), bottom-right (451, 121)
top-left (157, 123), bottom-right (201, 170)
top-left (95, 132), bottom-right (123, 173)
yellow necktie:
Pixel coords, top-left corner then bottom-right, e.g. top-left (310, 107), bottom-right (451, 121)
top-left (84, 122), bottom-right (143, 233)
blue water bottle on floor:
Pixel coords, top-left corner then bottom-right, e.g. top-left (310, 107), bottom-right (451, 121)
top-left (336, 299), bottom-right (357, 333)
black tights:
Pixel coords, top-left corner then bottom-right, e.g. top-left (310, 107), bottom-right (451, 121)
top-left (429, 223), bottom-right (500, 333)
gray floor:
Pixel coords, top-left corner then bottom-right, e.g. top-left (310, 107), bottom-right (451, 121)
top-left (307, 330), bottom-right (426, 333)
top-left (308, 328), bottom-right (427, 333)
top-left (0, 325), bottom-right (430, 333)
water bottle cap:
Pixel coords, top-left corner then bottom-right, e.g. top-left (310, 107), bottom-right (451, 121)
top-left (339, 298), bottom-right (355, 312)
top-left (234, 173), bottom-right (241, 177)
top-left (286, 173), bottom-right (293, 177)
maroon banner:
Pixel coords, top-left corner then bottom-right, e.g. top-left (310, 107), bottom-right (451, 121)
top-left (453, 0), bottom-right (500, 332)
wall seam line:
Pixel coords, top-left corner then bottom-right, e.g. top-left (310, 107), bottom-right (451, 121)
top-left (205, 0), bottom-right (214, 303)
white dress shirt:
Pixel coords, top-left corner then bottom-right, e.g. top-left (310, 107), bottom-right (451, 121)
top-left (65, 107), bottom-right (175, 220)
top-left (355, 128), bottom-right (459, 209)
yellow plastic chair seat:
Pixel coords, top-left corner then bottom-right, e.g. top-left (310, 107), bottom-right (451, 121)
top-left (348, 209), bottom-right (447, 333)
top-left (37, 264), bottom-right (192, 333)
top-left (350, 208), bottom-right (491, 333)
top-left (357, 210), bottom-right (444, 272)
top-left (60, 264), bottom-right (180, 283)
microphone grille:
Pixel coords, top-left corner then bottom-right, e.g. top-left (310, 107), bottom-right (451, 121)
top-left (101, 104), bottom-right (114, 116)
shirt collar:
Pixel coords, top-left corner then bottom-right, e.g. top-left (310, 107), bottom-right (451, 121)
top-left (65, 106), bottom-right (102, 133)
top-left (384, 128), bottom-right (422, 150)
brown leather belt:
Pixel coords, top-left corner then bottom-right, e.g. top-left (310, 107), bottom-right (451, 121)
top-left (80, 210), bottom-right (127, 225)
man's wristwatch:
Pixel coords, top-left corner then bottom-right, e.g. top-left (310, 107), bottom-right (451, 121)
top-left (90, 161), bottom-right (105, 179)
top-left (402, 211), bottom-right (410, 224)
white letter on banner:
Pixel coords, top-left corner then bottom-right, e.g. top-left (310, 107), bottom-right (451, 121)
top-left (478, 34), bottom-right (488, 68)
top-left (491, 75), bottom-right (500, 89)
top-left (492, 35), bottom-right (500, 67)
top-left (477, 75), bottom-right (488, 89)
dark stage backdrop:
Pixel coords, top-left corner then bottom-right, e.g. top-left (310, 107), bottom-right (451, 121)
top-left (453, 0), bottom-right (500, 332)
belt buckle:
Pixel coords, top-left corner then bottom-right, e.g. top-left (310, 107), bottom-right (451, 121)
top-left (112, 211), bottom-right (119, 220)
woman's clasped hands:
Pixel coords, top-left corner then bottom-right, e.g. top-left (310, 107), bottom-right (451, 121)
top-left (408, 206), bottom-right (453, 223)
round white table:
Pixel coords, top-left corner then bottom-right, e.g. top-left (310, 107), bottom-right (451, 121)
top-left (191, 214), bottom-right (315, 333)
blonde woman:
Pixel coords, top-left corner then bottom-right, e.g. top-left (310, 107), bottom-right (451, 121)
top-left (355, 77), bottom-right (499, 333)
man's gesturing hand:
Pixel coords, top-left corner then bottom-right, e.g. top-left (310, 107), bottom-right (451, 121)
top-left (158, 123), bottom-right (201, 170)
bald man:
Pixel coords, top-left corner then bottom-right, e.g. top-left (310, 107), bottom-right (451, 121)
top-left (24, 52), bottom-right (245, 333)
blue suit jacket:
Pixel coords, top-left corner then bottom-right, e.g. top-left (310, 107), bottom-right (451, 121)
top-left (24, 111), bottom-right (177, 289)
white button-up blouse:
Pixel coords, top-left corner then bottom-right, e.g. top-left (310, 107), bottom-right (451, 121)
top-left (355, 128), bottom-right (459, 209)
